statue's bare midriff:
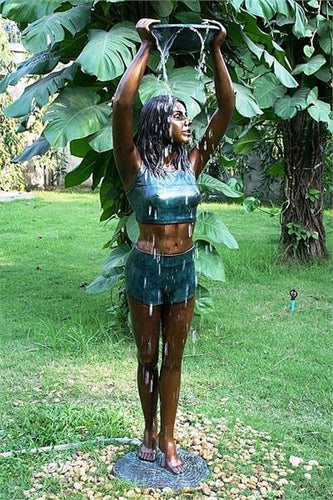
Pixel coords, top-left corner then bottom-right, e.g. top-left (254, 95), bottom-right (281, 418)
top-left (136, 222), bottom-right (194, 254)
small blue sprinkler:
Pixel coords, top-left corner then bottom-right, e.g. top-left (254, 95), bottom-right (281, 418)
top-left (289, 289), bottom-right (298, 312)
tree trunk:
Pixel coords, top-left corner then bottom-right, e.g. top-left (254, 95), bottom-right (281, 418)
top-left (281, 111), bottom-right (328, 261)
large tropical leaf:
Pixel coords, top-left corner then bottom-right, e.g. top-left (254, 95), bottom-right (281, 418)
top-left (126, 213), bottom-right (140, 243)
top-left (244, 0), bottom-right (275, 20)
top-left (194, 283), bottom-right (214, 315)
top-left (273, 59), bottom-right (298, 88)
top-left (274, 88), bottom-right (310, 119)
top-left (307, 99), bottom-right (331, 123)
top-left (181, 0), bottom-right (200, 12)
top-left (252, 73), bottom-right (286, 108)
top-left (4, 65), bottom-right (78, 118)
top-left (317, 21), bottom-right (332, 55)
top-left (314, 65), bottom-right (331, 83)
top-left (306, 86), bottom-right (331, 124)
top-left (241, 11), bottom-right (274, 49)
top-left (12, 135), bottom-right (51, 163)
top-left (197, 173), bottom-right (243, 198)
top-left (86, 268), bottom-right (122, 294)
top-left (44, 87), bottom-right (111, 148)
top-left (0, 51), bottom-right (60, 94)
top-left (243, 33), bottom-right (264, 59)
top-left (233, 127), bottom-right (261, 154)
top-left (270, 0), bottom-right (289, 16)
top-left (98, 161), bottom-right (123, 220)
top-left (99, 167), bottom-right (123, 212)
top-left (139, 67), bottom-right (207, 119)
top-left (89, 122), bottom-right (113, 152)
top-left (194, 210), bottom-right (239, 250)
top-left (195, 240), bottom-right (225, 282)
top-left (292, 1), bottom-right (308, 38)
top-left (70, 137), bottom-right (92, 158)
top-left (191, 111), bottom-right (210, 141)
top-left (65, 150), bottom-right (108, 187)
top-left (22, 4), bottom-right (91, 53)
top-left (262, 50), bottom-right (297, 88)
top-left (234, 83), bottom-right (263, 117)
top-left (57, 30), bottom-right (89, 63)
top-left (0, 0), bottom-right (65, 23)
top-left (230, 0), bottom-right (243, 9)
top-left (293, 55), bottom-right (326, 76)
top-left (92, 158), bottom-right (108, 190)
top-left (243, 196), bottom-right (261, 213)
top-left (152, 0), bottom-right (174, 17)
top-left (76, 23), bottom-right (139, 81)
top-left (102, 244), bottom-right (131, 277)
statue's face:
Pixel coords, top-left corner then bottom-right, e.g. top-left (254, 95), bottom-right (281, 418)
top-left (168, 101), bottom-right (191, 144)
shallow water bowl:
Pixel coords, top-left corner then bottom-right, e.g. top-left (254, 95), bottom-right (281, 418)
top-left (151, 23), bottom-right (219, 54)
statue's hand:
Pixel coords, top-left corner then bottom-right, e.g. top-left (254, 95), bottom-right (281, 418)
top-left (136, 18), bottom-right (160, 42)
top-left (203, 19), bottom-right (227, 47)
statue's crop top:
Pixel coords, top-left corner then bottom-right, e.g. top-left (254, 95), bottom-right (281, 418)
top-left (126, 164), bottom-right (201, 224)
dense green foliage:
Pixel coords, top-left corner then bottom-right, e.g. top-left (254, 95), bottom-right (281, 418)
top-left (5, 0), bottom-right (331, 170)
top-left (0, 19), bottom-right (25, 190)
top-left (0, 92), bottom-right (25, 191)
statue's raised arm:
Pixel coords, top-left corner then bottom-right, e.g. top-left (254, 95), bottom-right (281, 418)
top-left (189, 20), bottom-right (234, 177)
top-left (112, 18), bottom-right (159, 191)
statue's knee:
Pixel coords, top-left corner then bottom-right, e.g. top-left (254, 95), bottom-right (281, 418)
top-left (137, 355), bottom-right (158, 372)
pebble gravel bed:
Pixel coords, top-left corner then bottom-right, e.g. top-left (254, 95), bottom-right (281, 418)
top-left (23, 411), bottom-right (320, 499)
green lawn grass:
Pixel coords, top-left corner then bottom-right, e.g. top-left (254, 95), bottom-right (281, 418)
top-left (0, 191), bottom-right (332, 499)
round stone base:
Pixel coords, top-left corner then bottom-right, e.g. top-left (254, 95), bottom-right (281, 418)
top-left (113, 449), bottom-right (209, 491)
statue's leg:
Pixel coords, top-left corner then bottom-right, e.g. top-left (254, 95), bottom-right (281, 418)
top-left (159, 297), bottom-right (195, 474)
top-left (128, 295), bottom-right (161, 461)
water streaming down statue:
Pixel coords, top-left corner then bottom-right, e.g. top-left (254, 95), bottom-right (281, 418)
top-left (112, 18), bottom-right (234, 476)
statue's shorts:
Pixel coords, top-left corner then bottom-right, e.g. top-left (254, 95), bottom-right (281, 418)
top-left (125, 246), bottom-right (195, 306)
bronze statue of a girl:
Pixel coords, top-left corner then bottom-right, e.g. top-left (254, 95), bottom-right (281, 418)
top-left (112, 18), bottom-right (234, 474)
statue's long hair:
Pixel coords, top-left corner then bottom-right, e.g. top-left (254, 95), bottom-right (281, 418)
top-left (135, 95), bottom-right (192, 177)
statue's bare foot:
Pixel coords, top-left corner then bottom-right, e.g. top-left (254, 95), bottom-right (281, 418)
top-left (138, 443), bottom-right (156, 461)
top-left (159, 439), bottom-right (186, 474)
top-left (138, 428), bottom-right (157, 462)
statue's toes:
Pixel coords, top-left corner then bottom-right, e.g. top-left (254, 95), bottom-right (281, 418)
top-left (174, 462), bottom-right (187, 474)
top-left (138, 445), bottom-right (156, 462)
top-left (165, 458), bottom-right (186, 475)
